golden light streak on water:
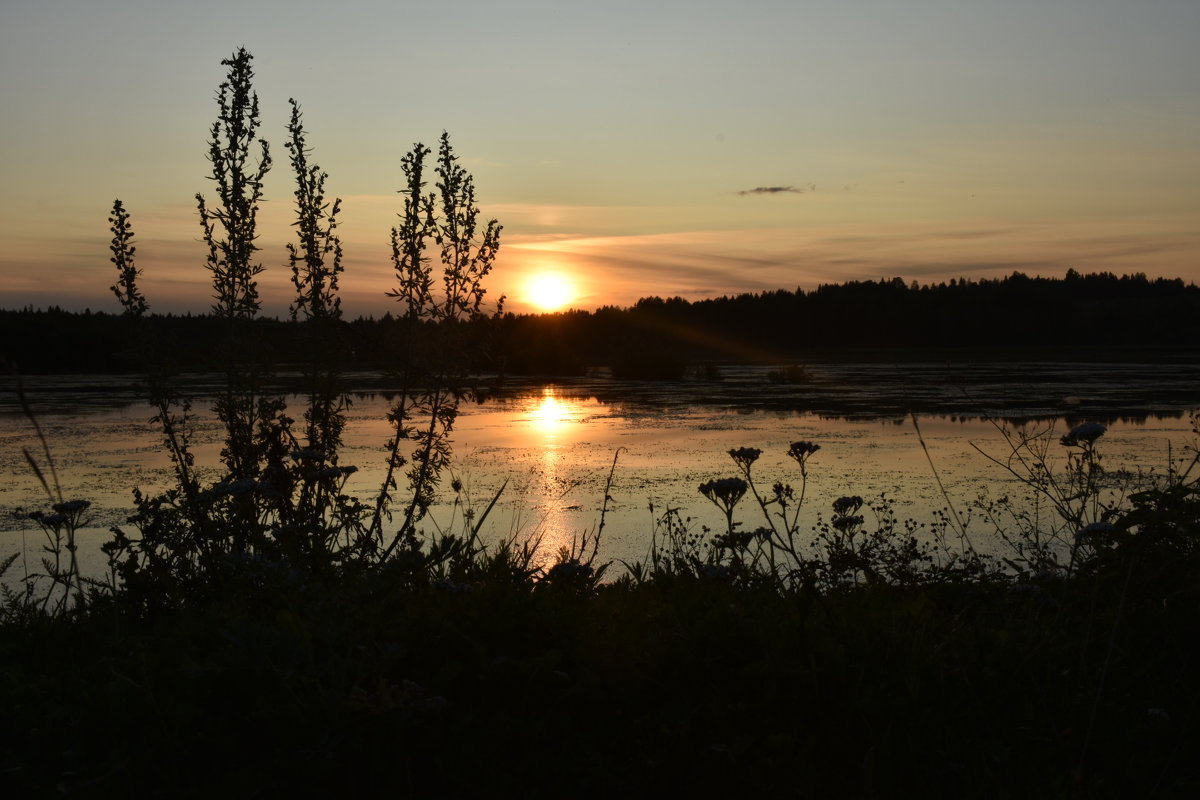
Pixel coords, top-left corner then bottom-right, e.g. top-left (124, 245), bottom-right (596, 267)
top-left (524, 388), bottom-right (594, 561)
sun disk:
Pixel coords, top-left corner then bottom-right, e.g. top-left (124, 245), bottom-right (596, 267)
top-left (525, 273), bottom-right (574, 312)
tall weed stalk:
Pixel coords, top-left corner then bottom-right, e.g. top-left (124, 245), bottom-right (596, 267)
top-left (196, 47), bottom-right (282, 491)
top-left (99, 49), bottom-right (508, 603)
top-left (372, 131), bottom-right (504, 561)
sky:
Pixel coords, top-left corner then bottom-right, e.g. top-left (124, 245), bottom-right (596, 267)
top-left (1, 0), bottom-right (1197, 317)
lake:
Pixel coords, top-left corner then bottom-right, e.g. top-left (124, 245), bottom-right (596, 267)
top-left (3, 361), bottom-right (1198, 576)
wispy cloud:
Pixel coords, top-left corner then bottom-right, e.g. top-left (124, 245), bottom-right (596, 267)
top-left (737, 184), bottom-right (815, 196)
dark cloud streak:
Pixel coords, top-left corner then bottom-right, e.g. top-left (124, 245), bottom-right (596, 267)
top-left (737, 184), bottom-right (814, 196)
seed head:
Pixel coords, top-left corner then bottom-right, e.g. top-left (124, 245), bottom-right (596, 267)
top-left (787, 441), bottom-right (821, 465)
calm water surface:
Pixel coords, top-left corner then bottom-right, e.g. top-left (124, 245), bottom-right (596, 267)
top-left (3, 363), bottom-right (1197, 574)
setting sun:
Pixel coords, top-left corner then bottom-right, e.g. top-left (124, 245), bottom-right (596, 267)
top-left (524, 272), bottom-right (574, 312)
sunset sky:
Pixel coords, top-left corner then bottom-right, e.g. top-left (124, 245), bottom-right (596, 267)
top-left (2, 0), bottom-right (1197, 316)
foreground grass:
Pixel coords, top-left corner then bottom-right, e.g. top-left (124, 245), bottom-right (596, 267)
top-left (2, 551), bottom-right (1197, 798)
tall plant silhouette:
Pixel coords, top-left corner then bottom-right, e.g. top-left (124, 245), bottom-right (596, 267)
top-left (273, 97), bottom-right (361, 562)
top-left (372, 132), bottom-right (504, 559)
top-left (108, 200), bottom-right (148, 318)
top-left (285, 97), bottom-right (347, 462)
top-left (107, 201), bottom-right (199, 512)
top-left (196, 47), bottom-right (281, 487)
top-left (100, 49), bottom-right (507, 598)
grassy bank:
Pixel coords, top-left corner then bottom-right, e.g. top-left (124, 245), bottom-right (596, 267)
top-left (3, 464), bottom-right (1199, 798)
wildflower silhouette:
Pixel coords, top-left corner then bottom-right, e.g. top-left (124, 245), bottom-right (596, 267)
top-left (728, 447), bottom-right (762, 471)
top-left (26, 499), bottom-right (92, 612)
top-left (832, 495), bottom-right (864, 517)
top-left (699, 477), bottom-right (749, 535)
top-left (831, 496), bottom-right (866, 534)
top-left (787, 440), bottom-right (821, 465)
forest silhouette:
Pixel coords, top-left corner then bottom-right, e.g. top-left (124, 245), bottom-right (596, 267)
top-left (4, 269), bottom-right (1198, 376)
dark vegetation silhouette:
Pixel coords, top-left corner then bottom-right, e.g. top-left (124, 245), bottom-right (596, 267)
top-left (2, 48), bottom-right (1199, 797)
top-left (5, 270), bottom-right (1200, 375)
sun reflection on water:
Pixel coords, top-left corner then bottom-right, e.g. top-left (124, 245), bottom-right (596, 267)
top-left (527, 387), bottom-right (587, 440)
top-left (523, 388), bottom-right (596, 559)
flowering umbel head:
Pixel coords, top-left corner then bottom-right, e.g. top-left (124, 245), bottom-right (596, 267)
top-left (831, 514), bottom-right (865, 532)
top-left (832, 495), bottom-right (864, 517)
top-left (830, 495), bottom-right (865, 533)
top-left (29, 500), bottom-right (92, 531)
top-left (699, 477), bottom-right (749, 515)
top-left (787, 441), bottom-right (821, 467)
top-left (728, 447), bottom-right (762, 472)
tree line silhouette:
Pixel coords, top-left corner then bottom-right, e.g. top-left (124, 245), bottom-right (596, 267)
top-left (4, 270), bottom-right (1197, 376)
